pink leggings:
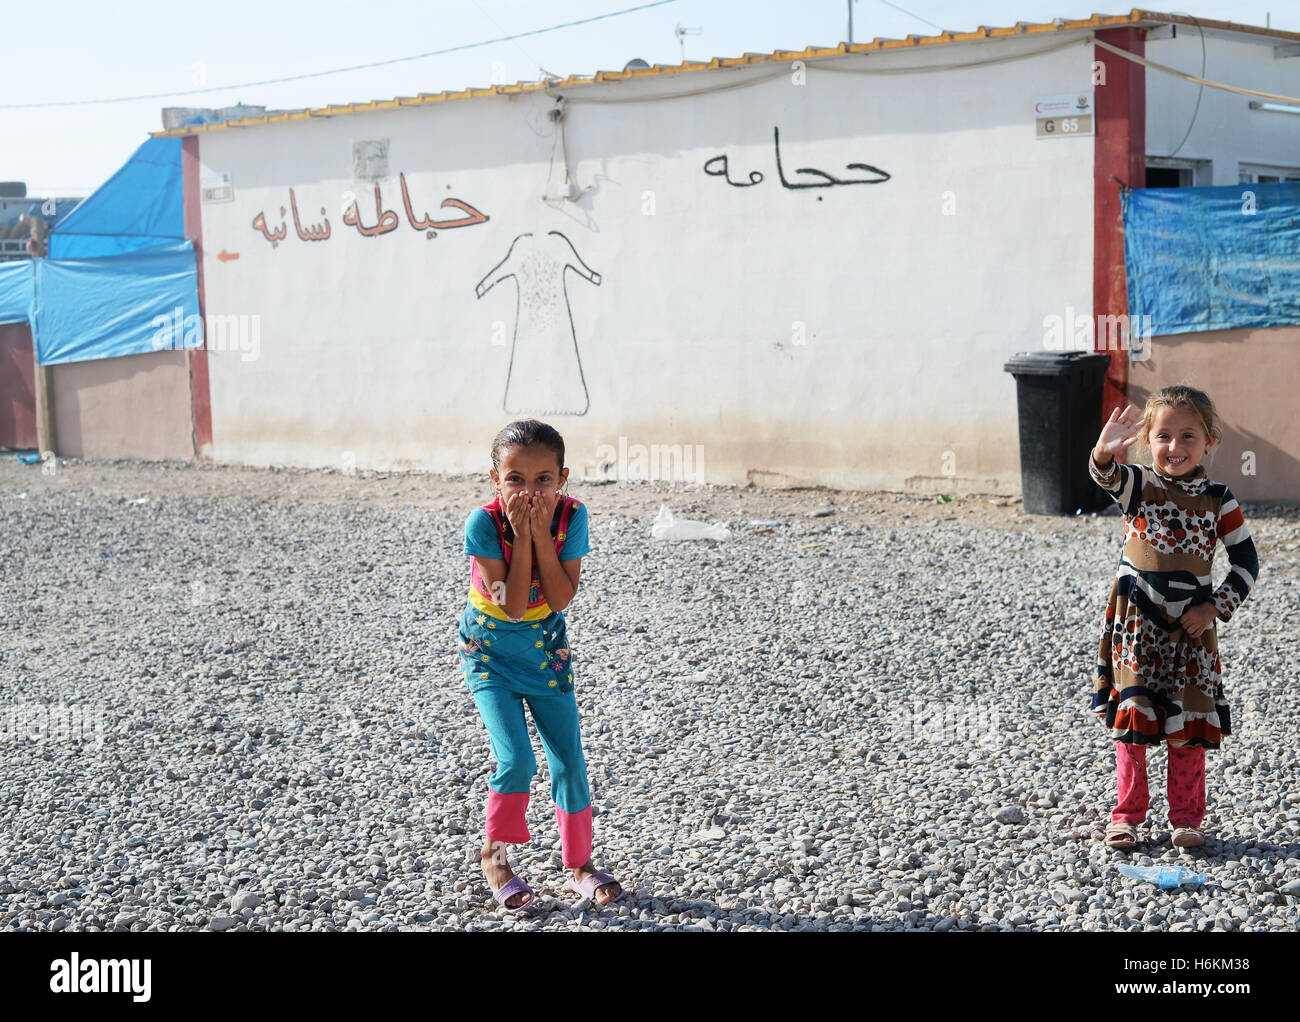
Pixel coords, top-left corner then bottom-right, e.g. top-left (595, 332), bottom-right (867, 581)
top-left (1112, 742), bottom-right (1206, 828)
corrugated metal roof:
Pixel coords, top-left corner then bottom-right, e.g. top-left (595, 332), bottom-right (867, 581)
top-left (151, 9), bottom-right (1300, 138)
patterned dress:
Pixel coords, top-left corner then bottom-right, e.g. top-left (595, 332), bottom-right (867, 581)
top-left (1089, 456), bottom-right (1258, 749)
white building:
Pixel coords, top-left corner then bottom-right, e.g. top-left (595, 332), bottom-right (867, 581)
top-left (43, 10), bottom-right (1300, 498)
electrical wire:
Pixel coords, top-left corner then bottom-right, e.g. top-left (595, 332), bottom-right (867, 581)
top-left (465, 0), bottom-right (553, 83)
top-left (1162, 13), bottom-right (1206, 158)
top-left (817, 35), bottom-right (1082, 74)
top-left (558, 26), bottom-right (1300, 108)
top-left (876, 0), bottom-right (947, 34)
top-left (1090, 33), bottom-right (1300, 105)
top-left (554, 65), bottom-right (789, 104)
top-left (554, 35), bottom-right (1085, 104)
top-left (0, 0), bottom-right (679, 111)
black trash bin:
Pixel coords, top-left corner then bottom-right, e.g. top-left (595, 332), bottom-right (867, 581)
top-left (1003, 351), bottom-right (1112, 515)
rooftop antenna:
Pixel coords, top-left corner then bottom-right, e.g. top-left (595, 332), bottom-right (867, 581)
top-left (675, 22), bottom-right (702, 62)
top-left (848, 0), bottom-right (858, 44)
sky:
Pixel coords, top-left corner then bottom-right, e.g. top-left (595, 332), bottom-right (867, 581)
top-left (2, 0), bottom-right (1296, 198)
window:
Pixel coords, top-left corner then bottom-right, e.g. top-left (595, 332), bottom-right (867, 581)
top-left (1239, 163), bottom-right (1300, 183)
top-left (1146, 166), bottom-right (1191, 187)
top-left (1145, 157), bottom-right (1208, 187)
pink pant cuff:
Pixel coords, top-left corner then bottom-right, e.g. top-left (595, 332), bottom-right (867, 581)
top-left (485, 788), bottom-right (531, 844)
top-left (1112, 742), bottom-right (1206, 827)
top-left (555, 804), bottom-right (592, 868)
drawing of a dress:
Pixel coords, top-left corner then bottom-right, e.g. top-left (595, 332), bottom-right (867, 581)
top-left (474, 231), bottom-right (601, 415)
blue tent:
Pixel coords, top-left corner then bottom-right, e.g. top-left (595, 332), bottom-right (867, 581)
top-left (11, 136), bottom-right (204, 364)
top-left (50, 137), bottom-right (186, 259)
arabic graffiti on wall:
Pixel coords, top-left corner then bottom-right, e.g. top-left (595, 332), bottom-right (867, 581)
top-left (251, 172), bottom-right (489, 247)
top-left (475, 231), bottom-right (600, 416)
top-left (704, 127), bottom-right (891, 194)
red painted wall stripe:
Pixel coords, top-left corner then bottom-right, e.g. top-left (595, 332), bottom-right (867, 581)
top-left (1093, 27), bottom-right (1146, 419)
top-left (181, 135), bottom-right (213, 460)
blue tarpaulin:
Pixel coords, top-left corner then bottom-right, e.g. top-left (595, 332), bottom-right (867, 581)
top-left (0, 260), bottom-right (33, 324)
top-left (48, 137), bottom-right (185, 259)
top-left (32, 241), bottom-right (202, 366)
top-left (1124, 182), bottom-right (1300, 336)
top-left (9, 133), bottom-right (201, 364)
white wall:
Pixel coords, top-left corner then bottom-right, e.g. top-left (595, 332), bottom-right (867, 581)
top-left (1145, 27), bottom-right (1300, 183)
top-left (197, 34), bottom-right (1099, 493)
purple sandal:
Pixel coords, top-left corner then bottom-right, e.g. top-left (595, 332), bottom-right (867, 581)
top-left (568, 870), bottom-right (624, 904)
top-left (492, 875), bottom-right (535, 913)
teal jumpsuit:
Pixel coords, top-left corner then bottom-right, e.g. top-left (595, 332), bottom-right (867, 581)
top-left (457, 494), bottom-right (594, 867)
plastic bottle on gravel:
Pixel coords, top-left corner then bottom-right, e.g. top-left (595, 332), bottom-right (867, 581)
top-left (1117, 864), bottom-right (1206, 889)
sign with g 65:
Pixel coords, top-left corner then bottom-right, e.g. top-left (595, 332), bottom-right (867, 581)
top-left (1034, 93), bottom-right (1095, 139)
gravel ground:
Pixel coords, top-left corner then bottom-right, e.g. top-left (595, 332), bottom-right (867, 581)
top-left (2, 455), bottom-right (1299, 932)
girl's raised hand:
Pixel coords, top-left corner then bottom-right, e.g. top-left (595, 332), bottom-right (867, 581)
top-left (503, 491), bottom-right (532, 537)
top-left (529, 490), bottom-right (558, 543)
top-left (1094, 404), bottom-right (1141, 465)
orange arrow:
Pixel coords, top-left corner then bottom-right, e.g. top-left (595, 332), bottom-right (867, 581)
top-left (217, 249), bottom-right (240, 263)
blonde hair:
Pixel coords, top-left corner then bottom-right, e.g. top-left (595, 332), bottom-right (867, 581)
top-left (1137, 384), bottom-right (1222, 462)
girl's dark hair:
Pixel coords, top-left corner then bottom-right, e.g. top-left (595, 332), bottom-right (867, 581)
top-left (490, 419), bottom-right (566, 475)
